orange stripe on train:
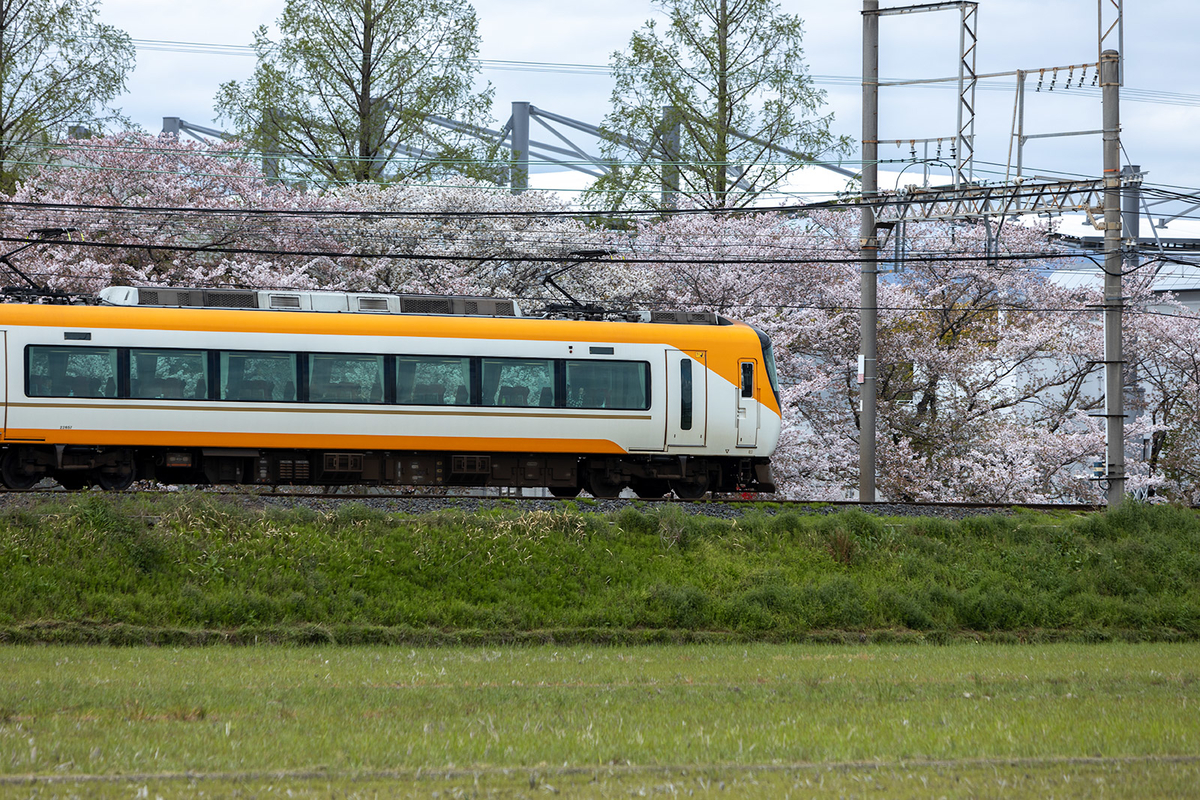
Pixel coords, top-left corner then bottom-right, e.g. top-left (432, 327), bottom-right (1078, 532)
top-left (2, 428), bottom-right (630, 454)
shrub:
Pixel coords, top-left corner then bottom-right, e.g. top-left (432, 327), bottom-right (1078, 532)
top-left (645, 584), bottom-right (711, 628)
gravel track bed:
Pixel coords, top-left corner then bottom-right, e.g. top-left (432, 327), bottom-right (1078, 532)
top-left (0, 488), bottom-right (1076, 520)
top-left (250, 496), bottom-right (1036, 520)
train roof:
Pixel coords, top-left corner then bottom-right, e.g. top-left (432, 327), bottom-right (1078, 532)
top-left (96, 286), bottom-right (726, 327)
top-left (0, 289), bottom-right (758, 353)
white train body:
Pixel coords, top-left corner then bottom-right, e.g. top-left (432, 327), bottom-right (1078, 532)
top-left (0, 287), bottom-right (781, 497)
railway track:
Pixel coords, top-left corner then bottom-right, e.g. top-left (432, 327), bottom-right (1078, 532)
top-left (0, 483), bottom-right (1128, 517)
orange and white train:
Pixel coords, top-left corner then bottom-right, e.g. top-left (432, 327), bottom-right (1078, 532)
top-left (0, 286), bottom-right (781, 497)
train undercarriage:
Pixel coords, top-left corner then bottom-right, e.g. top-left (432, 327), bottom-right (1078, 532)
top-left (0, 444), bottom-right (775, 498)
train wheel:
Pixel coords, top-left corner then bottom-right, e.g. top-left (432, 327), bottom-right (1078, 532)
top-left (630, 478), bottom-right (670, 499)
top-left (56, 473), bottom-right (90, 491)
top-left (1, 450), bottom-right (40, 490)
top-left (585, 473), bottom-right (625, 500)
top-left (670, 475), bottom-right (710, 500)
top-left (94, 461), bottom-right (136, 491)
top-left (548, 485), bottom-right (581, 498)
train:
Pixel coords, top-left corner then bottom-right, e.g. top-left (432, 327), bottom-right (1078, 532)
top-left (0, 285), bottom-right (781, 497)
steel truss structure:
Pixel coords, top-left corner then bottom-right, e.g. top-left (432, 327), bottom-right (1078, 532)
top-left (859, 1), bottom-right (1129, 506)
top-left (163, 101), bottom-right (856, 200)
top-left (870, 1), bottom-right (978, 189)
top-left (869, 178), bottom-right (1107, 224)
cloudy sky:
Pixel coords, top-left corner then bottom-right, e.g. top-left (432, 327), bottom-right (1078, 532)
top-left (98, 0), bottom-right (1200, 203)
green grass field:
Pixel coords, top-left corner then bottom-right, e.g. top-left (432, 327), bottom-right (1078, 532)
top-left (3, 496), bottom-right (1200, 795)
top-left (2, 643), bottom-right (1199, 797)
top-left (2, 494), bottom-right (1200, 643)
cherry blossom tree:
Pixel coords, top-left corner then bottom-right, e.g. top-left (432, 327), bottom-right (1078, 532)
top-left (4, 132), bottom-right (1185, 502)
top-left (4, 132), bottom-right (351, 292)
top-left (1, 134), bottom-right (632, 304)
top-left (866, 218), bottom-right (1107, 502)
top-left (327, 179), bottom-right (645, 303)
top-left (1126, 286), bottom-right (1200, 503)
top-left (613, 206), bottom-right (1112, 502)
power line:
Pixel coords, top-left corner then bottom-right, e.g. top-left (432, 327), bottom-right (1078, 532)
top-left (11, 142), bottom-right (1200, 235)
top-left (0, 233), bottom-right (1093, 270)
top-left (125, 38), bottom-right (1200, 109)
top-left (17, 137), bottom-right (1200, 216)
top-left (5, 273), bottom-right (1191, 321)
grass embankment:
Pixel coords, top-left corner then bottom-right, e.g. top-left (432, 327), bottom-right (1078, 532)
top-left (0, 495), bottom-right (1198, 643)
top-left (1, 643), bottom-right (1199, 797)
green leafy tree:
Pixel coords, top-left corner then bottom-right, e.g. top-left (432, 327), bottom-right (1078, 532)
top-left (215, 0), bottom-right (497, 186)
top-left (587, 0), bottom-right (849, 211)
top-left (0, 0), bottom-right (134, 192)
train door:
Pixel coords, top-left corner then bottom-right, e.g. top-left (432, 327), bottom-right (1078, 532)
top-left (665, 350), bottom-right (706, 446)
top-left (736, 358), bottom-right (759, 447)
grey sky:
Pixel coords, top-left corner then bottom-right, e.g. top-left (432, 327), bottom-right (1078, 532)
top-left (99, 0), bottom-right (1200, 196)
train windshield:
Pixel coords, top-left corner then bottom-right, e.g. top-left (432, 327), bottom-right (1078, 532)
top-left (753, 327), bottom-right (782, 408)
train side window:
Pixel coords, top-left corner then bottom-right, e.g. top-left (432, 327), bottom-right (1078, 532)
top-left (220, 351), bottom-right (298, 402)
top-left (481, 357), bottom-right (554, 407)
top-left (130, 348), bottom-right (208, 399)
top-left (396, 356), bottom-right (471, 405)
top-left (26, 345), bottom-right (119, 398)
top-left (565, 360), bottom-right (650, 409)
top-left (680, 358), bottom-right (693, 430)
top-left (308, 353), bottom-right (385, 404)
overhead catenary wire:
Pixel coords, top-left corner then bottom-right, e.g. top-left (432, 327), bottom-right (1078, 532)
top-left (0, 138), bottom-right (1130, 187)
top-left (4, 143), bottom-right (1200, 270)
top-left (2, 274), bottom-right (1191, 321)
top-left (0, 144), bottom-right (862, 201)
top-left (0, 221), bottom-right (1106, 259)
top-left (0, 198), bottom-right (1147, 272)
top-left (0, 179), bottom-right (1154, 219)
top-left (10, 137), bottom-right (1200, 223)
top-left (11, 138), bottom-right (1200, 211)
top-left (0, 234), bottom-right (1085, 266)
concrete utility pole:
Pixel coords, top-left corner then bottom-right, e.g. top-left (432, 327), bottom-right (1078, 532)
top-left (859, 0), bottom-right (879, 502)
top-left (1101, 49), bottom-right (1125, 506)
top-left (511, 101), bottom-right (530, 193)
top-left (661, 106), bottom-right (681, 209)
top-left (1121, 163), bottom-right (1141, 256)
top-left (262, 108), bottom-right (280, 182)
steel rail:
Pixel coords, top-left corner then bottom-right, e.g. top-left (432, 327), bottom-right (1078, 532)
top-left (0, 486), bottom-right (1153, 513)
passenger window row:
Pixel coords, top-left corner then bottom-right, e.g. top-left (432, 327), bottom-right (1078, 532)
top-left (25, 345), bottom-right (652, 410)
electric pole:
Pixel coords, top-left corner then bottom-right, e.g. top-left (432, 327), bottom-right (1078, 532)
top-left (859, 0), bottom-right (879, 503)
top-left (1101, 49), bottom-right (1125, 506)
